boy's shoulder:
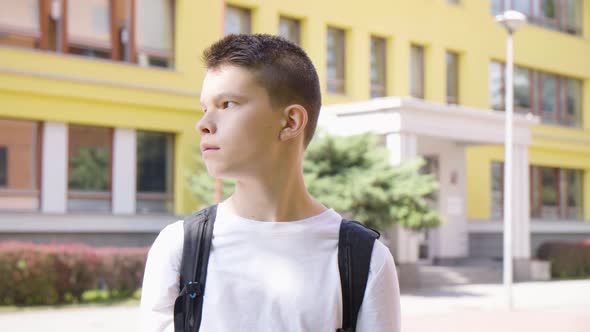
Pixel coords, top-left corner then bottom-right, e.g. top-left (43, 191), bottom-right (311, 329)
top-left (369, 239), bottom-right (395, 275)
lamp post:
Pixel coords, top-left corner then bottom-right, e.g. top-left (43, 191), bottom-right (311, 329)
top-left (496, 9), bottom-right (526, 310)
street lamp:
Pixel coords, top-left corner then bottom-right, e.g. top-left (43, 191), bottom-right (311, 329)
top-left (496, 9), bottom-right (526, 310)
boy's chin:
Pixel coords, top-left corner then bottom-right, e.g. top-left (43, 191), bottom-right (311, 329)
top-left (205, 165), bottom-right (235, 180)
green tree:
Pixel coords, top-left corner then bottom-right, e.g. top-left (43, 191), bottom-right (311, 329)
top-left (303, 133), bottom-right (443, 231)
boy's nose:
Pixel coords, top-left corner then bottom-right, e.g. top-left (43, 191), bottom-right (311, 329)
top-left (196, 115), bottom-right (216, 135)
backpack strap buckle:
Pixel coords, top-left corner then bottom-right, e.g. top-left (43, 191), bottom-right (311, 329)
top-left (180, 281), bottom-right (203, 299)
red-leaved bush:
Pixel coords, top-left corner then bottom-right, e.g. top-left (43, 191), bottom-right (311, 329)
top-left (0, 242), bottom-right (149, 306)
top-left (537, 241), bottom-right (590, 279)
top-left (97, 247), bottom-right (149, 298)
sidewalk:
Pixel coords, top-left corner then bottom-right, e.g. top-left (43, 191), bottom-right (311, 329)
top-left (401, 279), bottom-right (590, 332)
top-left (0, 280), bottom-right (589, 331)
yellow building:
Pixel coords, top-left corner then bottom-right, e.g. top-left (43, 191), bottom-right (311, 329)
top-left (0, 0), bottom-right (589, 268)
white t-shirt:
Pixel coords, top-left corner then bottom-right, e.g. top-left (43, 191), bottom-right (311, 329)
top-left (140, 202), bottom-right (401, 332)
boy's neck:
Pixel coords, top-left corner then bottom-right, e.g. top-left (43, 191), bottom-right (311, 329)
top-left (225, 171), bottom-right (326, 222)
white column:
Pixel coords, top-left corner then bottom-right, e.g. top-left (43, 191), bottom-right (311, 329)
top-left (41, 122), bottom-right (68, 213)
top-left (112, 128), bottom-right (137, 214)
top-left (386, 132), bottom-right (420, 263)
top-left (387, 132), bottom-right (418, 165)
top-left (512, 144), bottom-right (531, 259)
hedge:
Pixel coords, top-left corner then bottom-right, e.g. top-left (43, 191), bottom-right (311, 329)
top-left (537, 240), bottom-right (590, 279)
top-left (0, 242), bottom-right (148, 306)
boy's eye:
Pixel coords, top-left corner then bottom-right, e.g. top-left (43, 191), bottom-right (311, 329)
top-left (222, 101), bottom-right (236, 109)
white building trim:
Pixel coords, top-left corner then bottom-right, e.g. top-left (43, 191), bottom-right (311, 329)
top-left (320, 96), bottom-right (536, 145)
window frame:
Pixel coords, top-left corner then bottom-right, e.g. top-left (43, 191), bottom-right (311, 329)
top-left (135, 0), bottom-right (176, 66)
top-left (66, 125), bottom-right (114, 213)
top-left (326, 26), bottom-right (346, 94)
top-left (493, 163), bottom-right (584, 220)
top-left (224, 4), bottom-right (252, 36)
top-left (0, 146), bottom-right (7, 187)
top-left (446, 51), bottom-right (460, 104)
top-left (491, 0), bottom-right (583, 36)
top-left (3, 0), bottom-right (176, 67)
top-left (490, 61), bottom-right (582, 127)
top-left (278, 16), bottom-right (301, 46)
top-left (370, 35), bottom-right (387, 98)
top-left (136, 130), bottom-right (175, 214)
top-left (410, 44), bottom-right (425, 99)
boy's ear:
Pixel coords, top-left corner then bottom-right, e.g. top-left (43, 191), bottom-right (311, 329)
top-left (279, 104), bottom-right (308, 142)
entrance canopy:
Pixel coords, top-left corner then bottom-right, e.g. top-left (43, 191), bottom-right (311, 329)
top-left (319, 96), bottom-right (537, 146)
top-left (318, 96), bottom-right (539, 265)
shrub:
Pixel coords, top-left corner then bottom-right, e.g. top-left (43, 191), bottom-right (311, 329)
top-left (537, 241), bottom-right (590, 279)
top-left (0, 242), bottom-right (59, 306)
top-left (97, 247), bottom-right (149, 298)
top-left (52, 244), bottom-right (100, 302)
top-left (0, 242), bottom-right (149, 306)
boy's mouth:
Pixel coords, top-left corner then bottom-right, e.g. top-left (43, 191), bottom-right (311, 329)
top-left (201, 144), bottom-right (220, 153)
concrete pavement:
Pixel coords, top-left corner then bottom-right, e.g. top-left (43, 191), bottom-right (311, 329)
top-left (0, 280), bottom-right (589, 331)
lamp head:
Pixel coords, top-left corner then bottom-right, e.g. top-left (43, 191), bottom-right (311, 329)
top-left (496, 10), bottom-right (527, 34)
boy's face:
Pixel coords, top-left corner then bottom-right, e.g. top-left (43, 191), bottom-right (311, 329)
top-left (198, 64), bottom-right (284, 179)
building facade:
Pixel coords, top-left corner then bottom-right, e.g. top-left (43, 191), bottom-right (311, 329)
top-left (1, 0), bottom-right (589, 267)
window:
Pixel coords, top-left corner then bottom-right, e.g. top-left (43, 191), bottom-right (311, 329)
top-left (540, 73), bottom-right (558, 124)
top-left (1, 0), bottom-right (176, 68)
top-left (539, 166), bottom-right (559, 219)
top-left (492, 163), bottom-right (584, 220)
top-left (68, 125), bottom-right (112, 213)
top-left (491, 162), bottom-right (504, 219)
top-left (562, 0), bottom-right (582, 34)
top-left (446, 51), bottom-right (459, 104)
top-left (447, 0), bottom-right (460, 4)
top-left (0, 0), bottom-right (40, 49)
top-left (0, 147), bottom-right (6, 187)
top-left (489, 61), bottom-right (583, 127)
top-left (136, 131), bottom-right (174, 214)
top-left (419, 156), bottom-right (440, 203)
top-left (566, 169), bottom-right (583, 220)
top-left (278, 16), bottom-right (300, 45)
top-left (136, 0), bottom-right (174, 67)
top-left (562, 78), bottom-right (583, 127)
top-left (370, 36), bottom-right (387, 98)
top-left (514, 66), bottom-right (531, 111)
top-left (491, 0), bottom-right (503, 15)
top-left (535, 0), bottom-right (558, 29)
top-left (327, 27), bottom-right (346, 94)
top-left (410, 45), bottom-right (425, 99)
top-left (490, 61), bottom-right (504, 110)
top-left (491, 0), bottom-right (583, 35)
top-left (67, 0), bottom-right (112, 59)
top-left (530, 166), bottom-right (584, 220)
top-left (224, 5), bottom-right (251, 35)
top-left (0, 119), bottom-right (40, 211)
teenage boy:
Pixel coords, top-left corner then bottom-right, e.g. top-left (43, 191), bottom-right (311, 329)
top-left (140, 34), bottom-right (400, 332)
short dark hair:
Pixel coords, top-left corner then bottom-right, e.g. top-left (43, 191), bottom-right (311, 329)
top-left (202, 34), bottom-right (322, 148)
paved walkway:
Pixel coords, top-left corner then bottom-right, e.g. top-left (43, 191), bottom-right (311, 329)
top-left (0, 280), bottom-right (589, 331)
top-left (401, 280), bottom-right (590, 332)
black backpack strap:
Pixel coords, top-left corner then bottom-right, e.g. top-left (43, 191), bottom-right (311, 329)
top-left (173, 205), bottom-right (218, 332)
top-left (337, 219), bottom-right (380, 332)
